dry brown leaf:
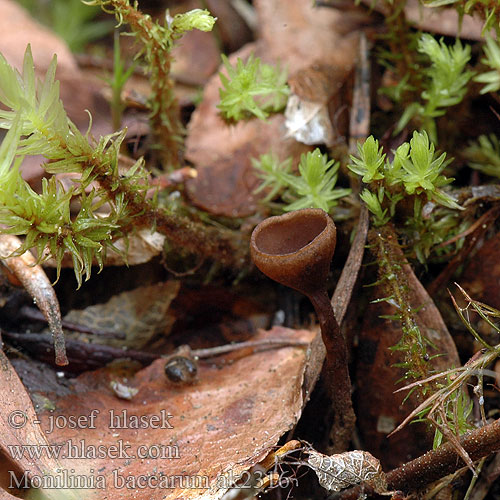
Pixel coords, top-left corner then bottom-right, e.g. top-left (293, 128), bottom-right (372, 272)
top-left (0, 350), bottom-right (78, 499)
top-left (8, 327), bottom-right (318, 499)
top-left (0, 0), bottom-right (76, 77)
top-left (186, 42), bottom-right (258, 166)
top-left (0, 489), bottom-right (19, 499)
top-left (360, 0), bottom-right (485, 40)
top-left (255, 0), bottom-right (360, 74)
top-left (257, 0), bottom-right (358, 147)
top-left (185, 44), bottom-right (310, 217)
top-left (355, 241), bottom-right (461, 469)
top-left (405, 0), bottom-right (485, 41)
top-left (307, 449), bottom-right (387, 493)
top-left (187, 134), bottom-right (296, 217)
top-left (171, 29), bottom-right (220, 87)
top-left (185, 0), bottom-right (362, 217)
top-left (63, 281), bottom-right (180, 349)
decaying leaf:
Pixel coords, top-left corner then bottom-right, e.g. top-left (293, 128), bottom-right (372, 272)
top-left (185, 44), bottom-right (310, 217)
top-left (359, 0), bottom-right (484, 41)
top-left (7, 327), bottom-right (320, 499)
top-left (0, 488), bottom-right (19, 499)
top-left (355, 230), bottom-right (461, 469)
top-left (256, 0), bottom-right (360, 74)
top-left (185, 0), bottom-right (362, 217)
top-left (404, 0), bottom-right (484, 41)
top-left (0, 350), bottom-right (78, 499)
top-left (171, 28), bottom-right (220, 86)
top-left (285, 63), bottom-right (351, 146)
top-left (306, 449), bottom-right (387, 494)
top-left (62, 281), bottom-right (180, 349)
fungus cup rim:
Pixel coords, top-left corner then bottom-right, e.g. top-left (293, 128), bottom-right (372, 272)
top-left (250, 208), bottom-right (334, 258)
top-left (250, 208), bottom-right (336, 296)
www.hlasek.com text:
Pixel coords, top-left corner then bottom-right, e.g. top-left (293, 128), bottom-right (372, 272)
top-left (8, 440), bottom-right (180, 461)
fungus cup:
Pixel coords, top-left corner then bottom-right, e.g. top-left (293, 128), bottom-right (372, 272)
top-left (250, 208), bottom-right (336, 296)
top-left (251, 208), bottom-right (355, 450)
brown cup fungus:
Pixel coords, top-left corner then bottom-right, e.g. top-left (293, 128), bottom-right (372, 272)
top-left (251, 208), bottom-right (354, 449)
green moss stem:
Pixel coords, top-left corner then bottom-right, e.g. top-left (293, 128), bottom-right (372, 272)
top-left (89, 0), bottom-right (184, 168)
top-left (368, 224), bottom-right (434, 386)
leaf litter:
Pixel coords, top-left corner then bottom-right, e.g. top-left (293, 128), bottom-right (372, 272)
top-left (2, 327), bottom-right (320, 499)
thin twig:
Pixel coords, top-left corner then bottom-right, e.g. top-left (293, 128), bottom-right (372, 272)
top-left (3, 330), bottom-right (308, 371)
top-left (436, 207), bottom-right (498, 249)
top-left (191, 339), bottom-right (309, 359)
top-left (331, 206), bottom-right (369, 324)
top-left (19, 306), bottom-right (126, 340)
top-left (0, 235), bottom-right (67, 366)
top-left (336, 418), bottom-right (500, 499)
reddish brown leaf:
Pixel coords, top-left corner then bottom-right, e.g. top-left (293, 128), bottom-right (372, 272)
top-left (360, 0), bottom-right (484, 40)
top-left (255, 0), bottom-right (360, 74)
top-left (63, 281), bottom-right (180, 350)
top-left (185, 0), bottom-right (363, 216)
top-left (405, 0), bottom-right (484, 41)
top-left (459, 231), bottom-right (500, 311)
top-left (16, 327), bottom-right (319, 499)
top-left (355, 239), bottom-right (460, 469)
top-left (171, 29), bottom-right (220, 87)
top-left (0, 350), bottom-right (78, 499)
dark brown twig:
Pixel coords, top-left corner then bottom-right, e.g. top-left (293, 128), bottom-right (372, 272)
top-left (3, 330), bottom-right (309, 372)
top-left (348, 32), bottom-right (371, 146)
top-left (190, 338), bottom-right (309, 358)
top-left (331, 31), bottom-right (371, 325)
top-left (331, 206), bottom-right (369, 324)
top-left (335, 418), bottom-right (500, 499)
top-left (19, 306), bottom-right (126, 340)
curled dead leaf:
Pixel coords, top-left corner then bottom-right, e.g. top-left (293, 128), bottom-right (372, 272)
top-left (185, 44), bottom-right (310, 217)
top-left (306, 448), bottom-right (387, 493)
top-left (62, 281), bottom-right (180, 350)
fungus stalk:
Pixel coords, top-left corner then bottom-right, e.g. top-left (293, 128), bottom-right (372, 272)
top-left (250, 208), bottom-right (355, 450)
